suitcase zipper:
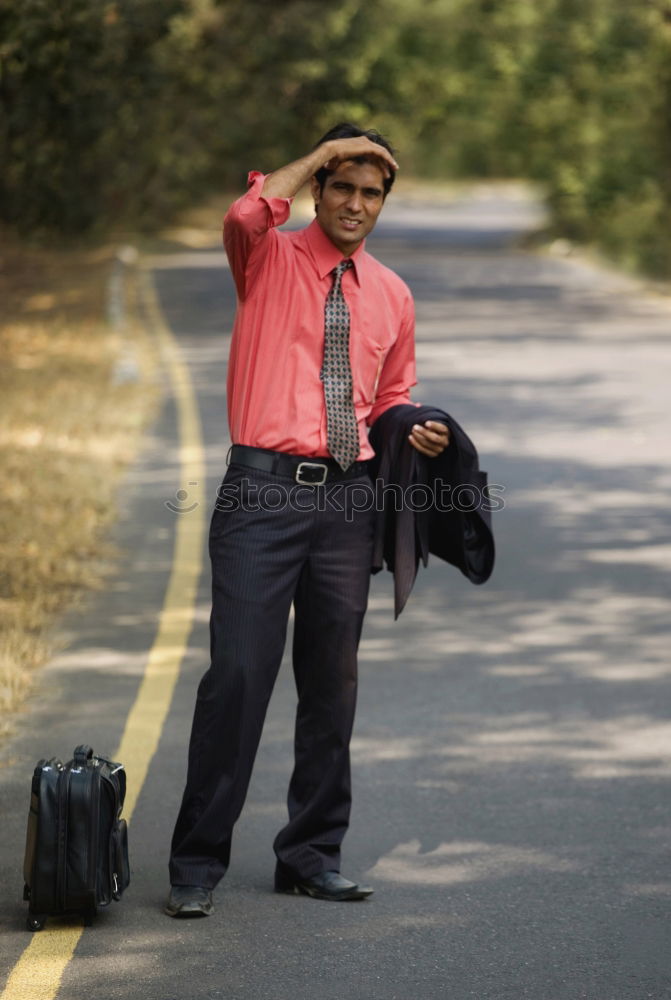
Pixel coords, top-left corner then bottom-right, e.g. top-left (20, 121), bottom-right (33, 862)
top-left (89, 765), bottom-right (101, 904)
top-left (56, 768), bottom-right (70, 911)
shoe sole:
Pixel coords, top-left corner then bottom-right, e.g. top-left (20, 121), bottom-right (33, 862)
top-left (275, 883), bottom-right (373, 901)
top-left (164, 904), bottom-right (213, 918)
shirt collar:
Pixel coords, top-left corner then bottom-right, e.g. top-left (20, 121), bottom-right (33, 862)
top-left (302, 218), bottom-right (365, 285)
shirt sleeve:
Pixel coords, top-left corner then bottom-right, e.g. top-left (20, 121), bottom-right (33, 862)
top-left (367, 292), bottom-right (419, 425)
top-left (223, 171), bottom-right (293, 300)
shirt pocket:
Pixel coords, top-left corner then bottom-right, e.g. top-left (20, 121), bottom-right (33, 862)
top-left (352, 340), bottom-right (387, 407)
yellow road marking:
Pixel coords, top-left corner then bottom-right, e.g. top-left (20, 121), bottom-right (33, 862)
top-left (1, 269), bottom-right (206, 1000)
top-left (116, 270), bottom-right (206, 821)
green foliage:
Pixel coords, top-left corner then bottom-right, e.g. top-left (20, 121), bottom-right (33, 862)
top-left (0, 0), bottom-right (188, 234)
top-left (1, 0), bottom-right (670, 275)
top-left (511, 0), bottom-right (671, 275)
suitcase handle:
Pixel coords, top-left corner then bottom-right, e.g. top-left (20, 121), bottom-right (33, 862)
top-left (73, 745), bottom-right (94, 764)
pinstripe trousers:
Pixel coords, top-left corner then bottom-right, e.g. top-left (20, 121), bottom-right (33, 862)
top-left (169, 462), bottom-right (375, 889)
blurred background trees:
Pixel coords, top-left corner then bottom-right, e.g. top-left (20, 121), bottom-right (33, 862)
top-left (1, 0), bottom-right (670, 274)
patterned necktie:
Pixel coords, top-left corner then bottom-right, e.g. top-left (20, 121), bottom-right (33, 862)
top-left (322, 260), bottom-right (360, 471)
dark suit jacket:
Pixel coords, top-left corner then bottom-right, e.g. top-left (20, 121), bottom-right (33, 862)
top-left (368, 404), bottom-right (495, 617)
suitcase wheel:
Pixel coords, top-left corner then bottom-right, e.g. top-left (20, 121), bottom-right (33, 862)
top-left (26, 914), bottom-right (46, 932)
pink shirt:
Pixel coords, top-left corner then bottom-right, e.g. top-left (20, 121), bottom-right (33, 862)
top-left (223, 171), bottom-right (417, 461)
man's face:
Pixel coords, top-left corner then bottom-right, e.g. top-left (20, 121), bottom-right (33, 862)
top-left (311, 160), bottom-right (386, 256)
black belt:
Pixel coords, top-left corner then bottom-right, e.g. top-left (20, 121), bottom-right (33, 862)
top-left (228, 445), bottom-right (368, 485)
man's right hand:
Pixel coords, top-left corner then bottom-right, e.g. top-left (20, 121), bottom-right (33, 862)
top-left (262, 137), bottom-right (398, 200)
top-left (320, 137), bottom-right (399, 179)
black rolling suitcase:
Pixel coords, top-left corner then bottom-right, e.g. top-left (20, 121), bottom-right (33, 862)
top-left (23, 744), bottom-right (130, 931)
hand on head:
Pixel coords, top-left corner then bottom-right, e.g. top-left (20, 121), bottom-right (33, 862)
top-left (322, 136), bottom-right (399, 179)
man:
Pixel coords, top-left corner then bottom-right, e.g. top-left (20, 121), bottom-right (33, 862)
top-left (166, 123), bottom-right (449, 917)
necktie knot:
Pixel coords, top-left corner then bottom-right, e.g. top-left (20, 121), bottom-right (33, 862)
top-left (332, 259), bottom-right (352, 288)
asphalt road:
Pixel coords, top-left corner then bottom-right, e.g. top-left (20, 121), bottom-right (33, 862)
top-left (2, 187), bottom-right (671, 999)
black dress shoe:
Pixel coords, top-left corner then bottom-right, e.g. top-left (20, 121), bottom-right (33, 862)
top-left (164, 885), bottom-right (214, 918)
top-left (274, 868), bottom-right (373, 901)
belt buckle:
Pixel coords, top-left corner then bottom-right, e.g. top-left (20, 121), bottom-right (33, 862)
top-left (295, 461), bottom-right (328, 486)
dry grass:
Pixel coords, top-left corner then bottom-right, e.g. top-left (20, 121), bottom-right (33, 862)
top-left (0, 233), bottom-right (159, 742)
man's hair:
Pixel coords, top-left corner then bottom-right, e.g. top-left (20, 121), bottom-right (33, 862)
top-left (313, 122), bottom-right (396, 198)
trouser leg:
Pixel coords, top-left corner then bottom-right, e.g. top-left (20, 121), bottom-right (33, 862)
top-left (169, 467), bottom-right (308, 889)
top-left (274, 477), bottom-right (375, 879)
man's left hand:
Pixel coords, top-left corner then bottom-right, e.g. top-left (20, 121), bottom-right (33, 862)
top-left (408, 421), bottom-right (450, 457)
